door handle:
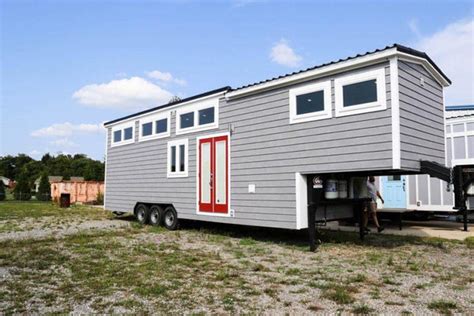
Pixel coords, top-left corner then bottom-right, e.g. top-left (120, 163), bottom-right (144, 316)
top-left (210, 173), bottom-right (213, 188)
top-left (402, 179), bottom-right (406, 192)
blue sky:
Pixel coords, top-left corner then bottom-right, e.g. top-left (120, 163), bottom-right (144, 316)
top-left (1, 0), bottom-right (473, 160)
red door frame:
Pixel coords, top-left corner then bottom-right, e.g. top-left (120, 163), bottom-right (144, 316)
top-left (198, 135), bottom-right (228, 214)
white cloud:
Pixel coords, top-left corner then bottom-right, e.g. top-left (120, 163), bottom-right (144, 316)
top-left (31, 122), bottom-right (103, 137)
top-left (146, 70), bottom-right (187, 86)
top-left (72, 77), bottom-right (174, 109)
top-left (29, 150), bottom-right (43, 159)
top-left (414, 18), bottom-right (474, 105)
top-left (408, 18), bottom-right (421, 38)
top-left (49, 138), bottom-right (78, 148)
top-left (270, 39), bottom-right (302, 67)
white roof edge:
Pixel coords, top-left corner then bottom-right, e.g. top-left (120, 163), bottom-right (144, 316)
top-left (105, 90), bottom-right (226, 128)
top-left (225, 48), bottom-right (450, 100)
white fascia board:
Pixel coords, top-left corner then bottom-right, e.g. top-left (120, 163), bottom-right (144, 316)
top-left (226, 48), bottom-right (398, 100)
top-left (105, 91), bottom-right (226, 128)
top-left (390, 57), bottom-right (401, 169)
top-left (396, 52), bottom-right (451, 87)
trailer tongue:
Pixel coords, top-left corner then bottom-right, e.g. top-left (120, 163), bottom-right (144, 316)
top-left (307, 161), bottom-right (473, 251)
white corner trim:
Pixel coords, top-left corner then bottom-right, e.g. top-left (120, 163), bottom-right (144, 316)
top-left (289, 81), bottom-right (332, 124)
top-left (195, 132), bottom-right (232, 217)
top-left (390, 57), bottom-right (401, 169)
top-left (334, 67), bottom-right (387, 117)
top-left (138, 111), bottom-right (171, 142)
top-left (295, 172), bottom-right (308, 229)
top-left (103, 130), bottom-right (108, 210)
top-left (167, 138), bottom-right (189, 178)
top-left (110, 121), bottom-right (135, 147)
top-left (176, 96), bottom-right (219, 135)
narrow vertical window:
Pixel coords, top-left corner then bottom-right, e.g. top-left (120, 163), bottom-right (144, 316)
top-left (171, 146), bottom-right (176, 172)
top-left (179, 144), bottom-right (185, 172)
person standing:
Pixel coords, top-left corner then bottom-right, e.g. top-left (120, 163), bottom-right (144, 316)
top-left (364, 176), bottom-right (385, 233)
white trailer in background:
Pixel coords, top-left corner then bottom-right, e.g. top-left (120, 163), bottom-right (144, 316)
top-left (380, 105), bottom-right (474, 212)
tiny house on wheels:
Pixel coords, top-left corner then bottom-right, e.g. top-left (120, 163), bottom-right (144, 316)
top-left (103, 44), bottom-right (451, 237)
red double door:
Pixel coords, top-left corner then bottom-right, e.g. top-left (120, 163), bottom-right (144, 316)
top-left (198, 135), bottom-right (229, 214)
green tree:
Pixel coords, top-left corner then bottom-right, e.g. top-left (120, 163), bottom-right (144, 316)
top-left (13, 170), bottom-right (31, 200)
top-left (37, 173), bottom-right (51, 201)
top-left (0, 181), bottom-right (5, 201)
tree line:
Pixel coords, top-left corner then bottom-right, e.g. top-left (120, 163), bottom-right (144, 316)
top-left (0, 153), bottom-right (105, 201)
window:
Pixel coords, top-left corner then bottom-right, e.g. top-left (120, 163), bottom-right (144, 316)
top-left (138, 112), bottom-right (170, 142)
top-left (334, 68), bottom-right (386, 117)
top-left (113, 130), bottom-right (121, 143)
top-left (110, 122), bottom-right (135, 147)
top-left (446, 124), bottom-right (451, 134)
top-left (199, 107), bottom-right (215, 125)
top-left (180, 112), bottom-right (194, 129)
top-left (342, 80), bottom-right (377, 107)
top-left (124, 127), bottom-right (133, 140)
top-left (453, 137), bottom-right (465, 159)
top-left (156, 118), bottom-right (167, 134)
top-left (142, 122), bottom-right (153, 137)
top-left (289, 81), bottom-right (331, 124)
top-left (167, 139), bottom-right (188, 177)
top-left (176, 96), bottom-right (219, 135)
top-left (453, 123), bottom-right (464, 133)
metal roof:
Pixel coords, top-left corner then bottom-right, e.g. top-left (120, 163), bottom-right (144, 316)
top-left (104, 86), bottom-right (231, 126)
top-left (231, 44), bottom-right (450, 91)
top-left (104, 44), bottom-right (450, 127)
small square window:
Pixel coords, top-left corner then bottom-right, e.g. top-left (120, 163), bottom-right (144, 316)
top-left (156, 118), bottom-right (167, 134)
top-left (453, 123), bottom-right (464, 133)
top-left (180, 112), bottom-right (194, 129)
top-left (124, 127), bottom-right (133, 140)
top-left (142, 122), bottom-right (153, 137)
top-left (113, 130), bottom-right (121, 143)
top-left (343, 79), bottom-right (377, 107)
top-left (296, 90), bottom-right (325, 115)
top-left (199, 107), bottom-right (215, 125)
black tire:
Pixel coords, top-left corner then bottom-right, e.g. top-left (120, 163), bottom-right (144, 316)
top-left (135, 204), bottom-right (149, 225)
top-left (149, 205), bottom-right (163, 226)
top-left (163, 206), bottom-right (179, 230)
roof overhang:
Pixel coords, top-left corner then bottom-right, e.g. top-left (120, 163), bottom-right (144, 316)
top-left (226, 48), bottom-right (450, 100)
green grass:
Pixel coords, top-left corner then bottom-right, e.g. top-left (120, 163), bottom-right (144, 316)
top-left (0, 200), bottom-right (111, 221)
top-left (352, 303), bottom-right (374, 314)
top-left (427, 300), bottom-right (458, 315)
top-left (320, 283), bottom-right (357, 304)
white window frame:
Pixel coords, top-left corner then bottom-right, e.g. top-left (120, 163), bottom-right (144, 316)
top-left (176, 97), bottom-right (219, 135)
top-left (138, 111), bottom-right (171, 142)
top-left (289, 81), bottom-right (332, 124)
top-left (110, 121), bottom-right (135, 147)
top-left (167, 138), bottom-right (189, 178)
top-left (334, 68), bottom-right (386, 117)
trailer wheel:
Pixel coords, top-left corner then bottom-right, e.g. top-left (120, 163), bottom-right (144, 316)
top-left (149, 205), bottom-right (163, 226)
top-left (163, 206), bottom-right (179, 230)
top-left (135, 204), bottom-right (149, 225)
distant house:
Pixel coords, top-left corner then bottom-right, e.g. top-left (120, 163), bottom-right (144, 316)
top-left (70, 177), bottom-right (85, 182)
top-left (34, 176), bottom-right (63, 192)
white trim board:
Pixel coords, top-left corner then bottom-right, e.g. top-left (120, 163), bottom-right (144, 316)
top-left (390, 57), bottom-right (401, 169)
top-left (295, 172), bottom-right (308, 229)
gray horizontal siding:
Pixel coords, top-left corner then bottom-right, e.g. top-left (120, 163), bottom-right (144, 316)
top-left (398, 60), bottom-right (445, 170)
top-left (105, 62), bottom-right (394, 229)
